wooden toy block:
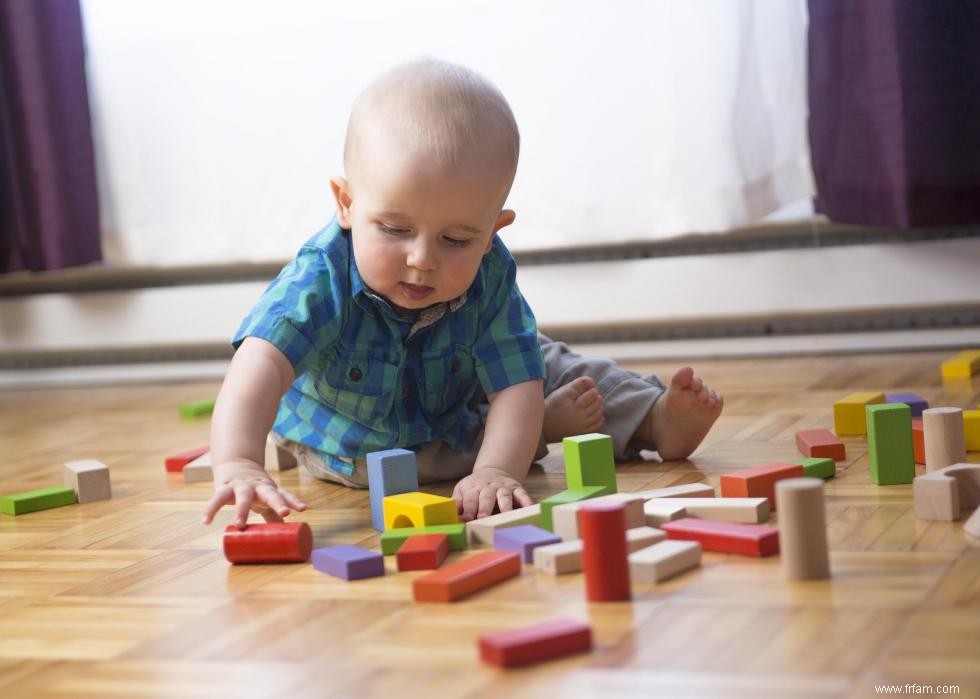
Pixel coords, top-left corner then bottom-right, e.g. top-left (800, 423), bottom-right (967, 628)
top-left (833, 392), bottom-right (885, 436)
top-left (563, 433), bottom-right (617, 494)
top-left (941, 348), bottom-right (980, 380)
top-left (533, 526), bottom-right (666, 575)
top-left (642, 501), bottom-right (688, 526)
top-left (798, 457), bottom-right (837, 479)
top-left (629, 483), bottom-right (715, 500)
top-left (479, 618), bottom-right (592, 668)
top-left (396, 534), bottom-right (449, 571)
top-left (628, 540), bottom-right (702, 583)
top-left (179, 398), bottom-right (215, 419)
top-left (366, 448), bottom-right (419, 531)
top-left (383, 492), bottom-right (458, 530)
top-left (552, 493), bottom-right (646, 542)
top-left (539, 486), bottom-right (608, 531)
top-left (412, 550), bottom-right (521, 602)
top-left (794, 428), bottom-right (846, 461)
top-left (465, 504), bottom-right (541, 545)
top-left (182, 452), bottom-right (213, 483)
top-left (719, 462), bottom-right (804, 510)
top-left (63, 459), bottom-right (111, 503)
top-left (380, 523), bottom-right (467, 555)
top-left (494, 524), bottom-right (561, 563)
top-left (222, 521), bottom-right (312, 564)
top-left (165, 445), bottom-right (209, 473)
top-left (645, 497), bottom-right (770, 524)
top-left (866, 403), bottom-right (915, 485)
top-left (923, 407), bottom-right (966, 472)
top-left (964, 507), bottom-right (980, 538)
top-left (0, 486), bottom-right (77, 516)
top-left (776, 478), bottom-right (830, 580)
top-left (579, 501), bottom-right (631, 601)
top-left (913, 463), bottom-right (980, 521)
top-left (964, 410), bottom-right (980, 451)
top-left (265, 433), bottom-right (298, 472)
top-left (312, 544), bottom-right (385, 580)
top-left (885, 392), bottom-right (929, 417)
top-left (912, 418), bottom-right (926, 465)
top-left (661, 517), bottom-right (780, 557)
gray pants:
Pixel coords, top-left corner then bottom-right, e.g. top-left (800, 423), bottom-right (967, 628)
top-left (283, 333), bottom-right (665, 487)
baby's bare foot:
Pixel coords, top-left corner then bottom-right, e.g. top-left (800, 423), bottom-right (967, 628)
top-left (543, 376), bottom-right (604, 443)
top-left (636, 367), bottom-right (723, 460)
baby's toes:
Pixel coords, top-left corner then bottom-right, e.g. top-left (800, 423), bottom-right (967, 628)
top-left (690, 376), bottom-right (704, 392)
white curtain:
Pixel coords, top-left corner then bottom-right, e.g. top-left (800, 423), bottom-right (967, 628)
top-left (81, 0), bottom-right (812, 265)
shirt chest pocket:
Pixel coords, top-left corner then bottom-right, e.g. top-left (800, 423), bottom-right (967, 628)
top-left (420, 345), bottom-right (475, 416)
top-left (314, 349), bottom-right (397, 429)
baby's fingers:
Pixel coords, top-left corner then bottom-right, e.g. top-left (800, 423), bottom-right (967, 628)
top-left (202, 484), bottom-right (235, 525)
top-left (255, 483), bottom-right (290, 519)
top-left (278, 489), bottom-right (308, 512)
top-left (513, 487), bottom-right (533, 509)
top-left (495, 487), bottom-right (514, 514)
top-left (232, 483), bottom-right (256, 529)
top-left (477, 487), bottom-right (498, 519)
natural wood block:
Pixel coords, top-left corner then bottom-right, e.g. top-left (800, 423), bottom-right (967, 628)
top-left (798, 457), bottom-right (837, 479)
top-left (533, 526), bottom-right (666, 575)
top-left (776, 478), bottom-right (830, 580)
top-left (552, 492), bottom-right (646, 541)
top-left (494, 525), bottom-right (561, 563)
top-left (366, 448), bottom-right (418, 531)
top-left (964, 507), bottom-right (980, 538)
top-left (539, 486), bottom-right (608, 531)
top-left (794, 428), bottom-right (846, 461)
top-left (940, 348), bottom-right (980, 380)
top-left (562, 433), bottom-right (617, 494)
top-left (182, 452), bottom-right (213, 483)
top-left (380, 523), bottom-right (467, 555)
top-left (479, 618), bottom-right (592, 667)
top-left (642, 500), bottom-right (688, 526)
top-left (223, 522), bottom-right (313, 564)
top-left (265, 433), bottom-right (298, 472)
top-left (913, 463), bottom-right (980, 522)
top-left (165, 445), bottom-right (209, 473)
top-left (885, 392), bottom-right (929, 418)
top-left (579, 501), bottom-right (631, 601)
top-left (312, 545), bottom-right (385, 580)
top-left (0, 486), bottom-right (77, 516)
top-left (661, 517), bottom-right (780, 557)
top-left (63, 459), bottom-right (111, 503)
top-left (866, 403), bottom-right (915, 485)
top-left (412, 551), bottom-right (521, 602)
top-left (628, 540), bottom-right (702, 583)
top-left (719, 462), bottom-right (804, 510)
top-left (963, 410), bottom-right (980, 451)
top-left (912, 418), bottom-right (926, 465)
top-left (465, 505), bottom-right (541, 545)
top-left (629, 483), bottom-right (716, 500)
top-left (833, 391), bottom-right (885, 436)
top-left (645, 497), bottom-right (770, 524)
top-left (396, 534), bottom-right (449, 571)
top-left (383, 492), bottom-right (458, 530)
top-left (923, 407), bottom-right (966, 472)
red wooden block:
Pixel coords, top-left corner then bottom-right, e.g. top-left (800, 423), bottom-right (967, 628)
top-left (396, 533), bottom-right (449, 571)
top-left (912, 418), bottom-right (925, 465)
top-left (413, 551), bottom-right (520, 602)
top-left (719, 462), bottom-right (805, 510)
top-left (795, 428), bottom-right (846, 461)
top-left (165, 445), bottom-right (209, 472)
top-left (479, 618), bottom-right (593, 668)
top-left (661, 517), bottom-right (779, 557)
top-left (223, 522), bottom-right (313, 564)
top-left (579, 500), bottom-right (631, 602)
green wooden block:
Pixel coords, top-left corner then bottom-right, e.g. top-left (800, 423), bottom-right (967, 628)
top-left (798, 457), bottom-right (836, 479)
top-left (562, 433), bottom-right (617, 494)
top-left (379, 523), bottom-right (467, 555)
top-left (180, 398), bottom-right (216, 419)
top-left (539, 486), bottom-right (609, 531)
top-left (0, 486), bottom-right (77, 516)
top-left (866, 403), bottom-right (915, 485)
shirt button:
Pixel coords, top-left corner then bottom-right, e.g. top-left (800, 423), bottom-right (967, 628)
top-left (348, 367), bottom-right (363, 381)
top-left (402, 386), bottom-right (410, 401)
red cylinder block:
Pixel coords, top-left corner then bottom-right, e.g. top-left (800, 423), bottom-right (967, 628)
top-left (223, 522), bottom-right (313, 564)
top-left (579, 501), bottom-right (631, 602)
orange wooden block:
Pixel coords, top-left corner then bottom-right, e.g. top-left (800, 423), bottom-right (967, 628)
top-left (719, 462), bottom-right (805, 511)
top-left (579, 500), bottom-right (631, 602)
top-left (794, 428), bottom-right (846, 461)
top-left (912, 418), bottom-right (925, 465)
top-left (396, 533), bottom-right (449, 571)
top-left (412, 551), bottom-right (521, 602)
top-left (223, 522), bottom-right (313, 564)
top-left (479, 618), bottom-right (592, 667)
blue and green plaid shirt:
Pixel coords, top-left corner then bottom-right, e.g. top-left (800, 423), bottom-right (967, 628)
top-left (233, 218), bottom-right (545, 476)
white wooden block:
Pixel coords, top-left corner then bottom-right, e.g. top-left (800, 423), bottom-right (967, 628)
top-left (63, 459), bottom-right (111, 503)
top-left (265, 433), bottom-right (298, 472)
top-left (628, 483), bottom-right (715, 500)
top-left (552, 493), bottom-right (646, 541)
top-left (965, 507), bottom-right (980, 538)
top-left (644, 497), bottom-right (770, 524)
top-left (629, 540), bottom-right (702, 583)
top-left (643, 501), bottom-right (688, 526)
top-left (465, 504), bottom-right (542, 544)
top-left (183, 451), bottom-right (213, 483)
top-left (533, 526), bottom-right (666, 575)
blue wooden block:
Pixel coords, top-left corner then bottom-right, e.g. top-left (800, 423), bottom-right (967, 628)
top-left (312, 545), bottom-right (385, 580)
top-left (885, 392), bottom-right (929, 418)
top-left (366, 449), bottom-right (418, 531)
top-left (493, 524), bottom-right (562, 563)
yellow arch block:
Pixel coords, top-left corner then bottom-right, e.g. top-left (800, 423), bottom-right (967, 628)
top-left (383, 492), bottom-right (458, 530)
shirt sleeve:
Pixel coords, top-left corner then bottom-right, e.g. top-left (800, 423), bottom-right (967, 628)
top-left (471, 245), bottom-right (546, 394)
top-left (232, 244), bottom-right (344, 376)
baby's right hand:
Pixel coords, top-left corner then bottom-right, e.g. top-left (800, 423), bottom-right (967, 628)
top-left (201, 458), bottom-right (307, 529)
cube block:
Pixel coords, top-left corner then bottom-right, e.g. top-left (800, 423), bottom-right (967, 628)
top-left (833, 392), bottom-right (885, 436)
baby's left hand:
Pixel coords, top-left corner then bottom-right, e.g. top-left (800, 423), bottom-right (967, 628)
top-left (452, 466), bottom-right (533, 522)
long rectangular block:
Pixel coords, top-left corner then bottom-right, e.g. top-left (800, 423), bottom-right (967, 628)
top-left (629, 483), bottom-right (715, 500)
top-left (533, 526), bottom-right (666, 575)
top-left (798, 457), bottom-right (837, 479)
top-left (539, 486), bottom-right (607, 531)
top-left (563, 433), bottom-right (617, 494)
top-left (413, 551), bottom-right (521, 602)
top-left (833, 392), bottom-right (885, 436)
top-left (719, 462), bottom-right (804, 510)
top-left (366, 449), bottom-right (418, 532)
top-left (380, 523), bottom-right (467, 555)
top-left (628, 540), bottom-right (702, 583)
top-left (465, 505), bottom-right (541, 545)
top-left (941, 349), bottom-right (980, 380)
top-left (165, 445), bottom-right (209, 473)
top-left (661, 517), bottom-right (780, 557)
top-left (494, 524), bottom-right (561, 563)
top-left (794, 428), bottom-right (846, 461)
top-left (964, 410), bottom-right (980, 451)
top-left (642, 501), bottom-right (689, 526)
top-left (182, 452), bottom-right (213, 483)
top-left (312, 545), bottom-right (385, 580)
top-left (552, 493), bottom-right (646, 541)
top-left (645, 497), bottom-right (770, 524)
top-left (63, 460), bottom-right (111, 502)
top-left (866, 403), bottom-right (915, 485)
top-left (479, 619), bottom-right (592, 668)
top-left (885, 392), bottom-right (929, 418)
top-left (912, 418), bottom-right (926, 465)
top-left (0, 486), bottom-right (77, 516)
top-left (396, 534), bottom-right (449, 571)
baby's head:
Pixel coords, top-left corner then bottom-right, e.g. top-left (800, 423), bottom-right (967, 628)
top-left (330, 59), bottom-right (520, 312)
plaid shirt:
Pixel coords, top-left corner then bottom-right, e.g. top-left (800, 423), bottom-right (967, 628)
top-left (233, 219), bottom-right (545, 476)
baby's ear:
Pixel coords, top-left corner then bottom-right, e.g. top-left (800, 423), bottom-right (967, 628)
top-left (486, 209), bottom-right (516, 253)
top-left (329, 177), bottom-right (353, 228)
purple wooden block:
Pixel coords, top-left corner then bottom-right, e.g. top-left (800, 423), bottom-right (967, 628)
top-left (312, 545), bottom-right (385, 580)
top-left (493, 524), bottom-right (561, 563)
top-left (885, 392), bottom-right (929, 418)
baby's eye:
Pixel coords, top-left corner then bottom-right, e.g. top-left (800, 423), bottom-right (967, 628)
top-left (380, 224), bottom-right (409, 236)
top-left (443, 235), bottom-right (471, 248)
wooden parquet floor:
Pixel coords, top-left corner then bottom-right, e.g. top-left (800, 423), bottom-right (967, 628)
top-left (1, 350), bottom-right (979, 699)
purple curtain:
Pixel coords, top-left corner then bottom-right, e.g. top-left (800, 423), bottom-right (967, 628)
top-left (808, 2), bottom-right (980, 227)
top-left (0, 0), bottom-right (101, 272)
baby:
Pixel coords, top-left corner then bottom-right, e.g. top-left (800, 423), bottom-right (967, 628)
top-left (202, 59), bottom-right (722, 529)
